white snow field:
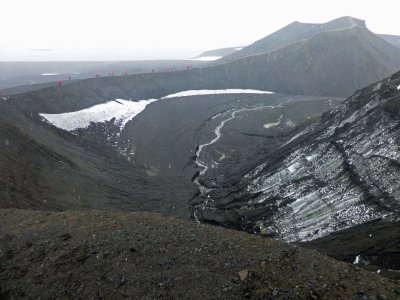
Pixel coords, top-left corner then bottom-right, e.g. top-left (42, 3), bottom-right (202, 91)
top-left (40, 99), bottom-right (156, 131)
top-left (40, 89), bottom-right (274, 132)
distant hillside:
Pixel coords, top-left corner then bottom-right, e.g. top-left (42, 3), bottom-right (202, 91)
top-left (379, 33), bottom-right (400, 48)
top-left (219, 16), bottom-right (367, 61)
top-left (3, 18), bottom-right (400, 98)
top-left (0, 60), bottom-right (204, 90)
top-left (210, 23), bottom-right (400, 97)
top-left (6, 17), bottom-right (400, 102)
top-left (192, 47), bottom-right (243, 60)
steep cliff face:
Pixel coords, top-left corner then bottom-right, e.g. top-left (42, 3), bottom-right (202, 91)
top-left (193, 72), bottom-right (400, 244)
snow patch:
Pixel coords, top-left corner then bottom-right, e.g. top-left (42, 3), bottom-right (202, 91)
top-left (397, 85), bottom-right (400, 90)
top-left (190, 56), bottom-right (222, 61)
top-left (353, 255), bottom-right (362, 265)
top-left (162, 89), bottom-right (274, 99)
top-left (40, 99), bottom-right (156, 131)
top-left (41, 73), bottom-right (59, 76)
top-left (235, 47), bottom-right (243, 51)
top-left (263, 115), bottom-right (283, 129)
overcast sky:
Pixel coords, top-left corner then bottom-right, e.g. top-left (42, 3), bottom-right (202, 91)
top-left (1, 0), bottom-right (399, 60)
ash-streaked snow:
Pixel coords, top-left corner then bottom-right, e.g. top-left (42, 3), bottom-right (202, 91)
top-left (40, 99), bottom-right (156, 131)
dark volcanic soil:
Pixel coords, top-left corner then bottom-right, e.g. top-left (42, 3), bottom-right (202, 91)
top-left (302, 219), bottom-right (400, 280)
top-left (1, 209), bottom-right (399, 299)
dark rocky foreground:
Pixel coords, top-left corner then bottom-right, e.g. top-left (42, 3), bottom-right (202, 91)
top-left (1, 209), bottom-right (399, 299)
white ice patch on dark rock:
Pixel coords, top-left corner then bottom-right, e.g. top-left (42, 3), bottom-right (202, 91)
top-left (353, 255), bottom-right (361, 264)
top-left (263, 115), bottom-right (282, 129)
top-left (40, 99), bottom-right (156, 131)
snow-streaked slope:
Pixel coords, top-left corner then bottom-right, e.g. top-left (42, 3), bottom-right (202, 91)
top-left (245, 75), bottom-right (400, 241)
top-left (193, 71), bottom-right (400, 243)
top-left (40, 99), bottom-right (156, 131)
top-left (40, 89), bottom-right (275, 132)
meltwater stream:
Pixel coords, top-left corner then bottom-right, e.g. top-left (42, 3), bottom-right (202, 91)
top-left (195, 105), bottom-right (277, 176)
top-left (192, 104), bottom-right (278, 223)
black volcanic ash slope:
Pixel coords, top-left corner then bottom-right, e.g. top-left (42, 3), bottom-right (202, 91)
top-left (115, 93), bottom-right (340, 206)
top-left (192, 72), bottom-right (400, 255)
top-left (1, 87), bottom-right (341, 218)
top-left (0, 101), bottom-right (192, 218)
top-left (302, 219), bottom-right (400, 280)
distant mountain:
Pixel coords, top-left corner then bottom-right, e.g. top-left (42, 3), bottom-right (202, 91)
top-left (379, 33), bottom-right (400, 48)
top-left (192, 47), bottom-right (243, 61)
top-left (3, 17), bottom-right (400, 99)
top-left (219, 16), bottom-right (368, 61)
top-left (207, 17), bottom-right (400, 97)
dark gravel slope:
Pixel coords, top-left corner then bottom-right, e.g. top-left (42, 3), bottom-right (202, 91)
top-left (1, 209), bottom-right (399, 299)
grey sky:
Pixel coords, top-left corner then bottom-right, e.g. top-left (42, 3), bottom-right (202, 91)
top-left (1, 0), bottom-right (399, 61)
